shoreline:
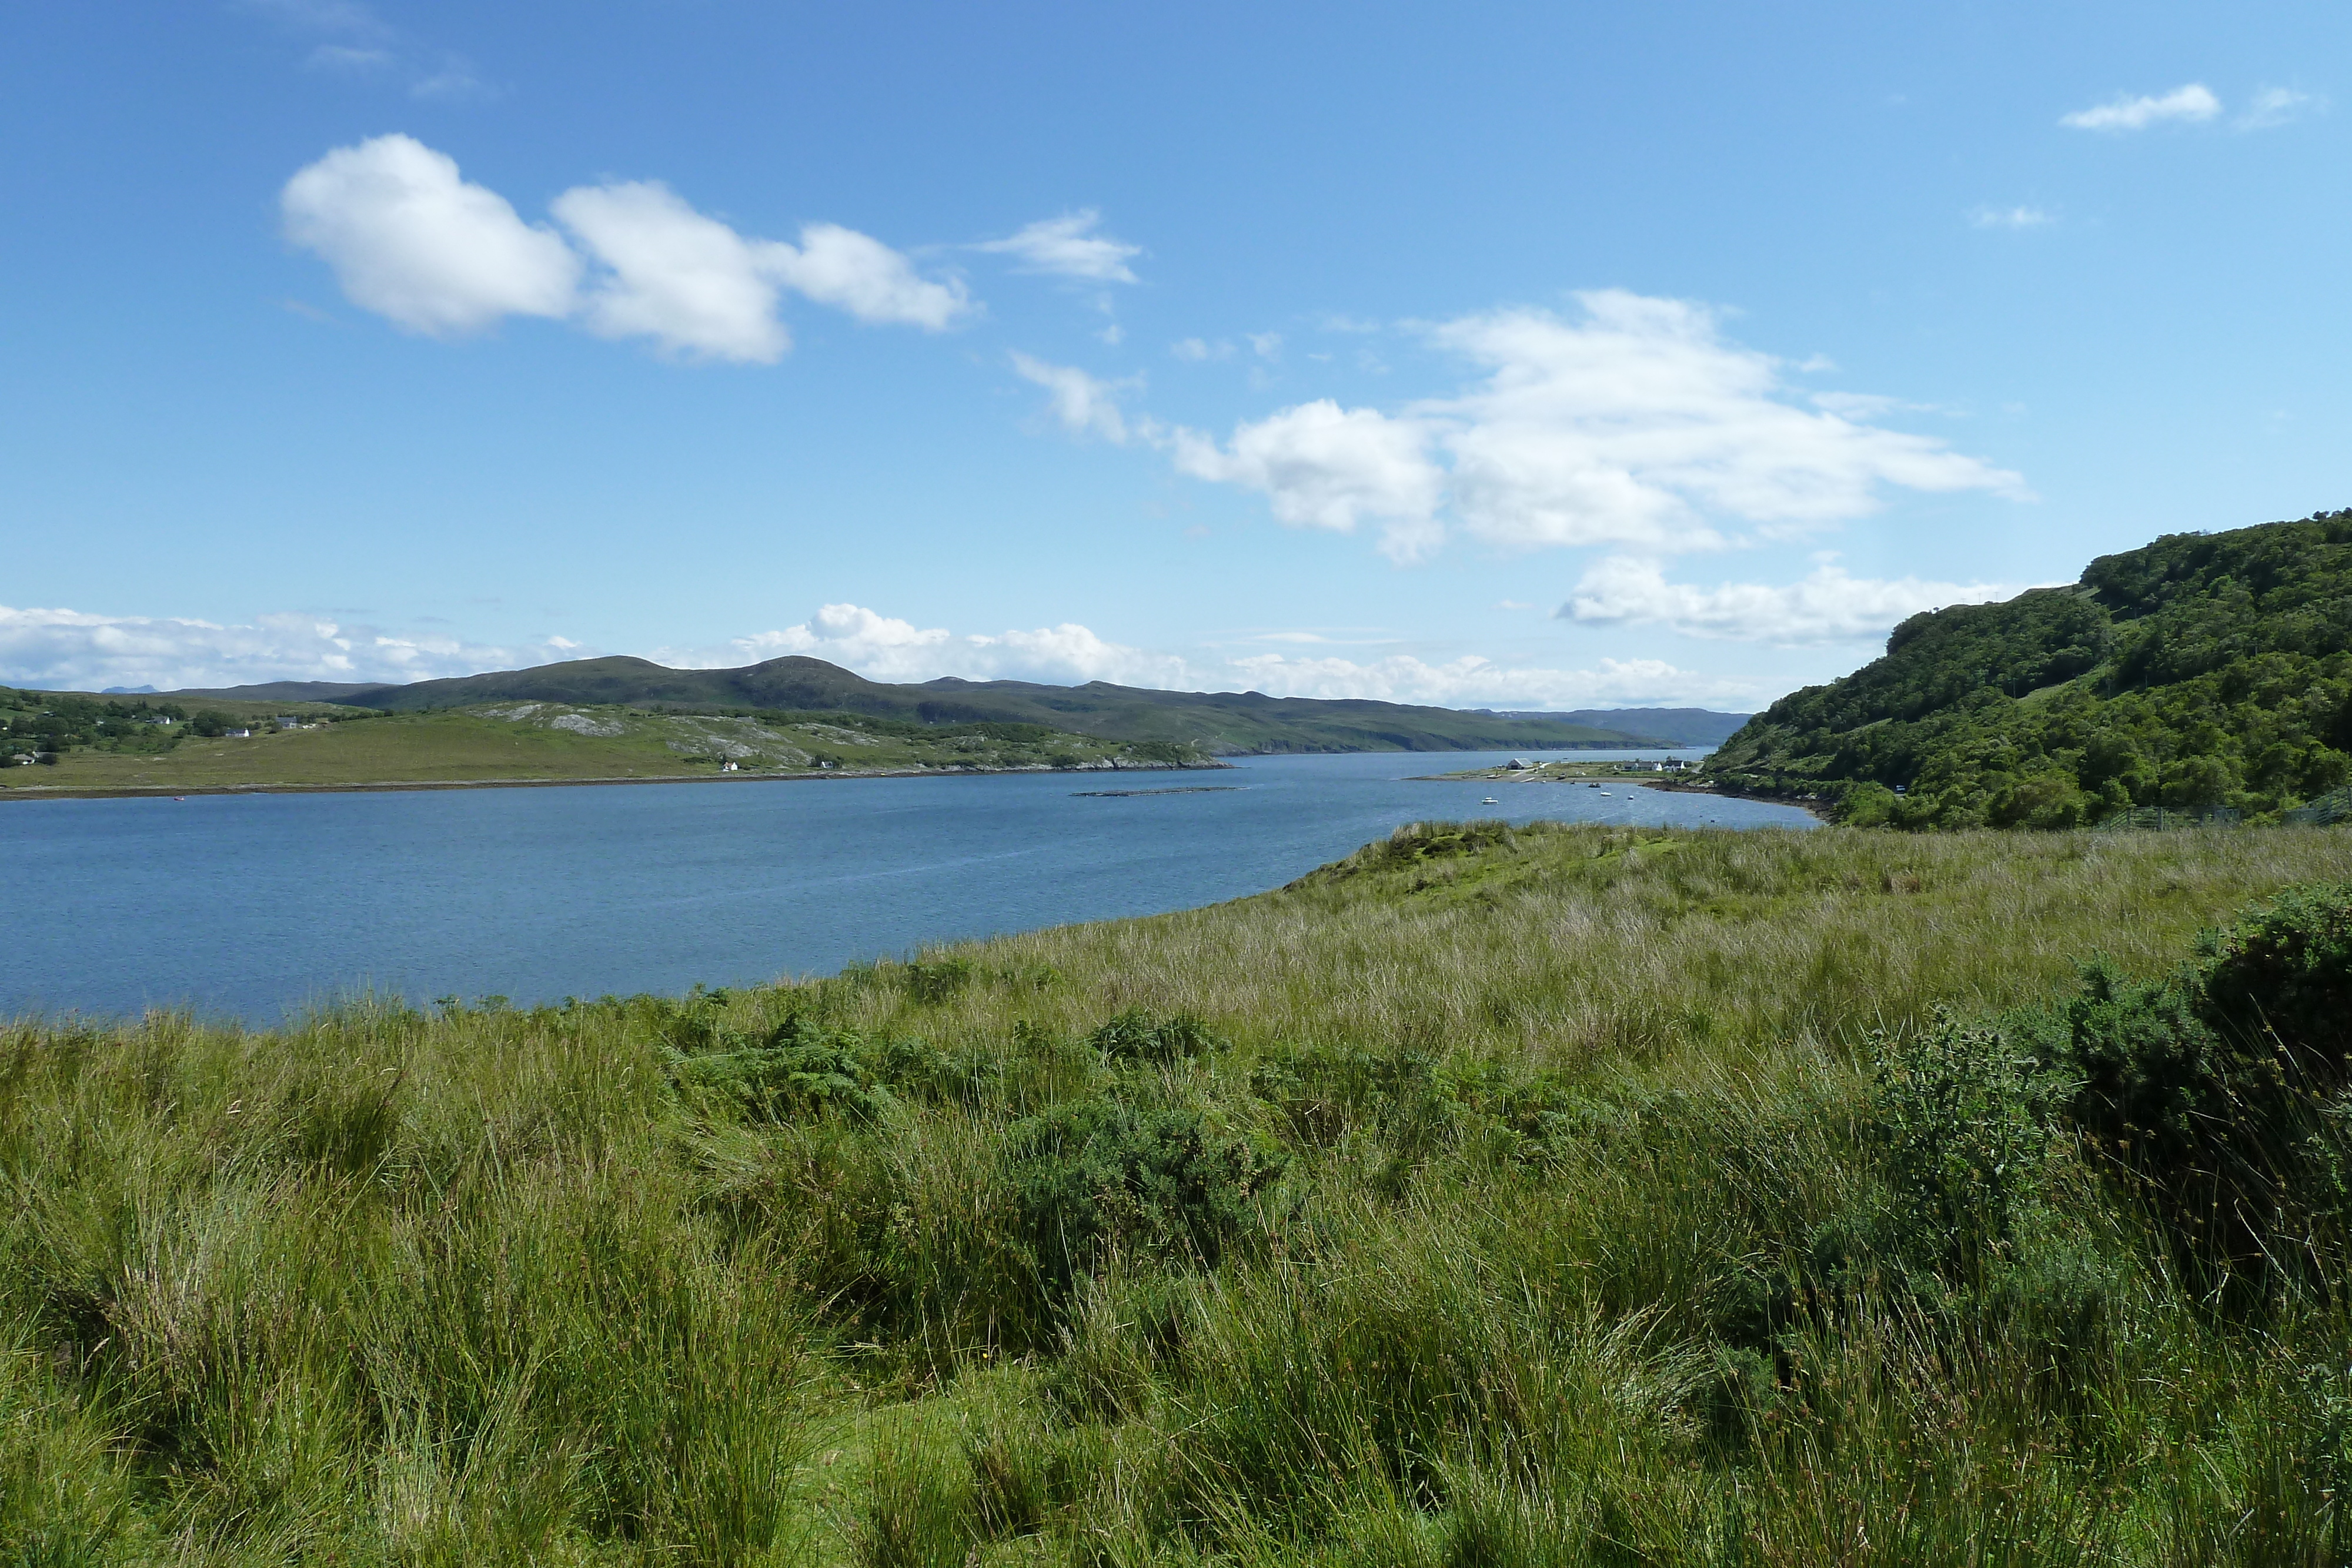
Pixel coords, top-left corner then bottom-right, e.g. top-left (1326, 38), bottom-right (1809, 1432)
top-left (1641, 777), bottom-right (1837, 823)
top-left (0, 757), bottom-right (1233, 804)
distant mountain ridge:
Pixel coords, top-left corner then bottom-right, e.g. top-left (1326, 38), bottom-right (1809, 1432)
top-left (164, 654), bottom-right (1685, 754)
top-left (1470, 708), bottom-right (1750, 748)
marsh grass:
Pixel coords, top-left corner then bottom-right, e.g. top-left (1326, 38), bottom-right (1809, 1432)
top-left (7, 823), bottom-right (2352, 1563)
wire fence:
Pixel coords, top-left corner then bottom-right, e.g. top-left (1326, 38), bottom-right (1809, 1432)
top-left (2093, 805), bottom-right (2243, 833)
top-left (2283, 786), bottom-right (2352, 827)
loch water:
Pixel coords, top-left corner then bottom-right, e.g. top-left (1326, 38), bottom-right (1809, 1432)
top-left (1, 750), bottom-right (1815, 1023)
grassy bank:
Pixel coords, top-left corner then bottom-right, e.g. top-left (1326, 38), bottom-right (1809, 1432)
top-left (8, 823), bottom-right (2352, 1563)
top-left (0, 704), bottom-right (1215, 799)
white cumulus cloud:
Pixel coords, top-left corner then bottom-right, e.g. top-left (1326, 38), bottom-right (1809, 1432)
top-left (284, 136), bottom-right (965, 359)
top-left (977, 210), bottom-right (1142, 283)
top-left (1225, 651), bottom-right (1759, 708)
top-left (1430, 296), bottom-right (2025, 551)
top-left (2060, 83), bottom-right (2221, 132)
top-left (15, 600), bottom-right (1776, 711)
top-left (281, 135), bottom-right (579, 336)
top-left (666, 604), bottom-right (1191, 688)
top-left (1150, 292), bottom-right (2024, 563)
top-left (767, 222), bottom-right (971, 329)
top-left (0, 605), bottom-right (573, 692)
top-left (1561, 555), bottom-right (2021, 644)
top-left (1167, 401), bottom-right (1447, 562)
top-left (668, 604), bottom-right (1764, 706)
top-left (552, 179), bottom-right (794, 362)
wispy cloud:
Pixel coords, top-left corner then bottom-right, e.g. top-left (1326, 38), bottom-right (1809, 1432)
top-left (976, 210), bottom-right (1142, 283)
top-left (409, 56), bottom-right (496, 102)
top-left (240, 0), bottom-right (390, 42)
top-left (243, 0), bottom-right (492, 102)
top-left (1009, 354), bottom-right (1137, 443)
top-left (305, 42), bottom-right (393, 71)
top-left (2060, 83), bottom-right (2221, 132)
top-left (2239, 86), bottom-right (2324, 130)
top-left (1969, 204), bottom-right (2052, 230)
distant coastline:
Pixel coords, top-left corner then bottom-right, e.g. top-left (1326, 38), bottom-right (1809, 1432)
top-left (1642, 776), bottom-right (1836, 822)
top-left (0, 756), bottom-right (1232, 804)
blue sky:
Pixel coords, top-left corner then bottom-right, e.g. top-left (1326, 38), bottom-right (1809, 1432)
top-left (2, 2), bottom-right (2344, 710)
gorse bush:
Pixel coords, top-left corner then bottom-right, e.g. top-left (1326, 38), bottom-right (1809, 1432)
top-left (1004, 1097), bottom-right (1286, 1297)
top-left (903, 957), bottom-right (974, 1005)
top-left (1086, 1006), bottom-right (1222, 1063)
top-left (1870, 1011), bottom-right (2060, 1274)
top-left (2199, 878), bottom-right (2352, 1059)
top-left (1983, 880), bottom-right (2352, 1290)
top-left (8, 825), bottom-right (2352, 1563)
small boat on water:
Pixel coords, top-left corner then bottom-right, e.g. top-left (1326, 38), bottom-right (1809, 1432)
top-left (1481, 796), bottom-right (1499, 804)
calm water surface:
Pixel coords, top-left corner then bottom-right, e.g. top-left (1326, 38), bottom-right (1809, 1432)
top-left (1, 751), bottom-right (1812, 1022)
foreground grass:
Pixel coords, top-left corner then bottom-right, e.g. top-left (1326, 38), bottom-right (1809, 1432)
top-left (7, 823), bottom-right (2352, 1564)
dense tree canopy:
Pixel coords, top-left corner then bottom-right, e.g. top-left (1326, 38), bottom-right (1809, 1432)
top-left (0, 688), bottom-right (189, 760)
top-left (1706, 511), bottom-right (2352, 827)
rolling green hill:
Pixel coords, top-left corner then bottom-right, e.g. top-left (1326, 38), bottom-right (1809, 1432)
top-left (1705, 509), bottom-right (2352, 826)
top-left (0, 700), bottom-right (1217, 798)
top-left (169, 655), bottom-right (1668, 753)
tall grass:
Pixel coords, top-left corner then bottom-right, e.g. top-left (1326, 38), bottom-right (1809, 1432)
top-left (5, 821), bottom-right (2352, 1563)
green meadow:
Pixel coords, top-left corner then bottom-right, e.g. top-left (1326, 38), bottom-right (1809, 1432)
top-left (8, 821), bottom-right (2352, 1564)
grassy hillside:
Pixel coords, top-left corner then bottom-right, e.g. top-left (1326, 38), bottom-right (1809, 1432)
top-left (171, 655), bottom-right (1666, 754)
top-left (1705, 509), bottom-right (2352, 827)
top-left (0, 703), bottom-right (1214, 798)
top-left (9, 821), bottom-right (2352, 1563)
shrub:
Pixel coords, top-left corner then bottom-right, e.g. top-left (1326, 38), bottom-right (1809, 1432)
top-left (1088, 1008), bottom-right (1222, 1064)
top-left (1249, 1042), bottom-right (1458, 1158)
top-left (2197, 880), bottom-right (2352, 1063)
top-left (1003, 1098), bottom-right (1286, 1295)
top-left (666, 1011), bottom-right (897, 1123)
top-left (1870, 1012), bottom-right (2060, 1273)
top-left (904, 957), bottom-right (974, 1005)
top-left (2016, 882), bottom-right (2352, 1286)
